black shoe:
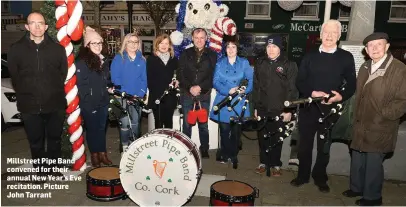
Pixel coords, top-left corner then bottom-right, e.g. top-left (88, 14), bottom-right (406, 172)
top-left (356, 198), bottom-right (382, 206)
top-left (232, 161), bottom-right (238, 169)
top-left (290, 178), bottom-right (308, 187)
top-left (315, 182), bottom-right (330, 193)
top-left (342, 189), bottom-right (362, 198)
top-left (201, 150), bottom-right (209, 159)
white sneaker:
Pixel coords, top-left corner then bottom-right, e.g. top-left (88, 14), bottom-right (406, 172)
top-left (123, 145), bottom-right (129, 153)
top-left (289, 158), bottom-right (299, 166)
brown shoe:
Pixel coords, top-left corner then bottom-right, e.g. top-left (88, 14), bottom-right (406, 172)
top-left (91, 153), bottom-right (101, 167)
top-left (271, 167), bottom-right (282, 176)
top-left (99, 152), bottom-right (112, 165)
top-left (255, 164), bottom-right (266, 174)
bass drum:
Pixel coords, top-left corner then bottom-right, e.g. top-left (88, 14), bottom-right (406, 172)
top-left (119, 128), bottom-right (202, 207)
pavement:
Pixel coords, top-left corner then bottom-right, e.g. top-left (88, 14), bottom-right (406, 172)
top-left (1, 119), bottom-right (406, 206)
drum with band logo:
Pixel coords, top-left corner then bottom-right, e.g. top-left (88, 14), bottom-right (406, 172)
top-left (86, 166), bottom-right (126, 201)
top-left (119, 128), bottom-right (202, 206)
top-left (210, 180), bottom-right (259, 206)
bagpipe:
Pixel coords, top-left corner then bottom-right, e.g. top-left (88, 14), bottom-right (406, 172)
top-left (154, 75), bottom-right (182, 109)
top-left (107, 84), bottom-right (149, 124)
top-left (284, 81), bottom-right (352, 153)
top-left (213, 79), bottom-right (249, 114)
top-left (230, 113), bottom-right (298, 142)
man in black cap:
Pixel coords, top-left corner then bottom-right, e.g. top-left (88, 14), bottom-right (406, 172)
top-left (252, 34), bottom-right (298, 176)
top-left (291, 19), bottom-right (357, 192)
top-left (342, 32), bottom-right (406, 206)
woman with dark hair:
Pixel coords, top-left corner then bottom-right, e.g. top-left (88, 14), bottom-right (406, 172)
top-left (147, 34), bottom-right (178, 129)
top-left (76, 26), bottom-right (112, 167)
top-left (209, 40), bottom-right (254, 169)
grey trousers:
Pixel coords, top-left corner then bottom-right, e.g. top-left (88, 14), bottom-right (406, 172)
top-left (350, 150), bottom-right (385, 200)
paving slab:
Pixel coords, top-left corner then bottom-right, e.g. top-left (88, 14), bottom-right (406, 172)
top-left (2, 118), bottom-right (406, 206)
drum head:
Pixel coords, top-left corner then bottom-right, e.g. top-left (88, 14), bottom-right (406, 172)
top-left (120, 134), bottom-right (200, 206)
top-left (89, 166), bottom-right (120, 180)
top-left (212, 180), bottom-right (254, 196)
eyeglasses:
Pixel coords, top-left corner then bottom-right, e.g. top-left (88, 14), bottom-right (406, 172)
top-left (90, 42), bottom-right (103, 47)
top-left (28, 21), bottom-right (46, 27)
top-left (127, 41), bottom-right (139, 45)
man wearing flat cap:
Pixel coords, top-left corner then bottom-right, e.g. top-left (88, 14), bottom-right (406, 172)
top-left (342, 32), bottom-right (406, 206)
top-left (252, 34), bottom-right (298, 176)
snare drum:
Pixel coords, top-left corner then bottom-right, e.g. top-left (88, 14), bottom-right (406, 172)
top-left (210, 180), bottom-right (259, 206)
top-left (86, 166), bottom-right (126, 201)
top-left (120, 128), bottom-right (202, 206)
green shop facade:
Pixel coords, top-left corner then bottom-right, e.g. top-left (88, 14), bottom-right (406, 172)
top-left (226, 1), bottom-right (406, 66)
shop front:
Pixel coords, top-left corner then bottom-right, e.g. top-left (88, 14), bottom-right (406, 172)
top-left (82, 12), bottom-right (176, 57)
top-left (237, 21), bottom-right (349, 66)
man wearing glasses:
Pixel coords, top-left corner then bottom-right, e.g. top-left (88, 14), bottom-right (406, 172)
top-left (291, 20), bottom-right (356, 192)
top-left (8, 12), bottom-right (68, 179)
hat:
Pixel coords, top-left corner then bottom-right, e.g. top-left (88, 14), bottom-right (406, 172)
top-left (84, 26), bottom-right (103, 46)
top-left (266, 35), bottom-right (283, 49)
top-left (363, 32), bottom-right (389, 46)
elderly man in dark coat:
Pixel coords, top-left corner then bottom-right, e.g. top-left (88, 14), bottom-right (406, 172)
top-left (342, 32), bottom-right (406, 206)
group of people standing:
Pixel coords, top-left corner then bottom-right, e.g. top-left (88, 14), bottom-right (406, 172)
top-left (8, 11), bottom-right (406, 206)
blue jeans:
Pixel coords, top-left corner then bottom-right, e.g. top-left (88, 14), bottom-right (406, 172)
top-left (81, 105), bottom-right (108, 153)
top-left (219, 123), bottom-right (240, 162)
top-left (181, 95), bottom-right (210, 151)
top-left (118, 98), bottom-right (141, 146)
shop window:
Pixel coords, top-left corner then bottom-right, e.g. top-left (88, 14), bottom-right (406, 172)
top-left (245, 0), bottom-right (272, 20)
top-left (389, 1), bottom-right (406, 23)
top-left (292, 1), bottom-right (319, 21)
top-left (1, 1), bottom-right (10, 13)
top-left (338, 4), bottom-right (351, 21)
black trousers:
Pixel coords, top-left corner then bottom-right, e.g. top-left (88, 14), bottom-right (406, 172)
top-left (297, 105), bottom-right (331, 184)
top-left (257, 112), bottom-right (283, 167)
top-left (350, 150), bottom-right (385, 200)
top-left (81, 105), bottom-right (108, 153)
top-left (219, 123), bottom-right (240, 162)
top-left (152, 104), bottom-right (175, 129)
top-left (21, 110), bottom-right (65, 172)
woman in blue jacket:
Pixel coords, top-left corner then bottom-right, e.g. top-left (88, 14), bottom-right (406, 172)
top-left (111, 33), bottom-right (147, 152)
top-left (210, 40), bottom-right (254, 169)
top-left (76, 27), bottom-right (112, 167)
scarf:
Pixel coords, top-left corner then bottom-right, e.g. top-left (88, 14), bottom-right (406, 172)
top-left (158, 52), bottom-right (170, 65)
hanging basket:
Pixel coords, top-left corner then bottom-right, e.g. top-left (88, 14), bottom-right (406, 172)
top-left (277, 0), bottom-right (303, 11)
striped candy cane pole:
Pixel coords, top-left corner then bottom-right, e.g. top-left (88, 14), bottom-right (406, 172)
top-left (209, 17), bottom-right (237, 53)
top-left (55, 0), bottom-right (86, 171)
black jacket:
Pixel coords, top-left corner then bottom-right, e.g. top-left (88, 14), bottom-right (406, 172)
top-left (75, 58), bottom-right (110, 110)
top-left (146, 55), bottom-right (177, 110)
top-left (252, 55), bottom-right (299, 115)
top-left (8, 33), bottom-right (68, 114)
top-left (177, 47), bottom-right (217, 95)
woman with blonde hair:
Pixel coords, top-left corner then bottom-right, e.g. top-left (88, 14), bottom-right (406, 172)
top-left (111, 33), bottom-right (147, 152)
top-left (147, 34), bottom-right (179, 129)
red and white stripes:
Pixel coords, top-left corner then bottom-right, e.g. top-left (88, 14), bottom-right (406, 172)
top-left (55, 0), bottom-right (86, 171)
top-left (209, 17), bottom-right (237, 53)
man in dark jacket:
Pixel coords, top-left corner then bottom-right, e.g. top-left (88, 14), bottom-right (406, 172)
top-left (252, 34), bottom-right (298, 176)
top-left (177, 28), bottom-right (217, 158)
top-left (8, 12), bottom-right (68, 177)
top-left (292, 20), bottom-right (356, 193)
top-left (342, 33), bottom-right (406, 206)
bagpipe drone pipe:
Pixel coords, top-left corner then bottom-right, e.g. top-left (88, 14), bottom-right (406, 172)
top-left (154, 75), bottom-right (182, 110)
top-left (107, 84), bottom-right (149, 124)
top-left (283, 81), bottom-right (352, 153)
top-left (213, 79), bottom-right (249, 114)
